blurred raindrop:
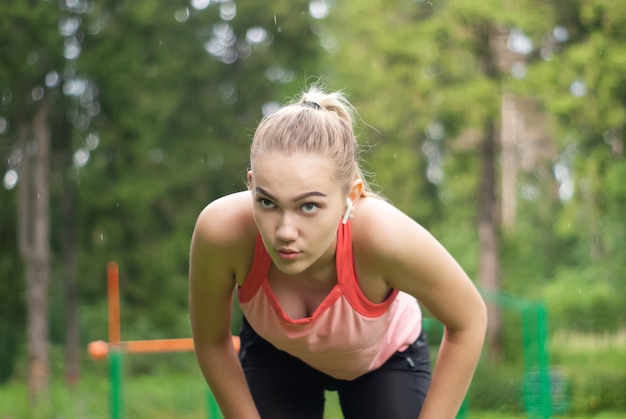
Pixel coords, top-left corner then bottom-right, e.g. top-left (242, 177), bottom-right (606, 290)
top-left (246, 27), bottom-right (267, 44)
top-left (521, 184), bottom-right (539, 201)
top-left (237, 40), bottom-right (252, 59)
top-left (26, 52), bottom-right (39, 65)
top-left (540, 47), bottom-right (554, 61)
top-left (426, 165), bottom-right (444, 184)
top-left (85, 132), bottom-right (99, 150)
top-left (319, 33), bottom-right (338, 53)
top-left (570, 79), bottom-right (587, 97)
top-left (31, 86), bottom-right (45, 101)
top-left (64, 37), bottom-right (81, 60)
top-left (64, 78), bottom-right (88, 96)
top-left (218, 82), bottom-right (238, 104)
top-left (175, 8), bottom-right (190, 22)
top-left (507, 29), bottom-right (533, 55)
top-left (262, 101), bottom-right (280, 116)
top-left (265, 66), bottom-right (294, 83)
top-left (426, 121), bottom-right (444, 140)
top-left (73, 148), bottom-right (90, 167)
top-left (553, 161), bottom-right (569, 183)
top-left (88, 20), bottom-right (102, 35)
top-left (558, 180), bottom-right (574, 202)
top-left (603, 130), bottom-right (617, 145)
top-left (553, 26), bottom-right (569, 42)
top-left (7, 149), bottom-right (23, 167)
top-left (191, 0), bottom-right (211, 11)
top-left (25, 141), bottom-right (38, 156)
top-left (205, 22), bottom-right (238, 63)
top-left (309, 0), bottom-right (329, 19)
top-left (45, 71), bottom-right (61, 88)
top-left (0, 117), bottom-right (8, 134)
top-left (59, 17), bottom-right (81, 36)
top-left (220, 3), bottom-right (236, 21)
top-left (421, 65), bottom-right (441, 79)
top-left (3, 170), bottom-right (18, 190)
top-left (511, 62), bottom-right (527, 79)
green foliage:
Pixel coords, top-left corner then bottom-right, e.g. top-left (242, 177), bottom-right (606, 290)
top-left (544, 266), bottom-right (622, 333)
top-left (66, 0), bottom-right (328, 338)
top-left (551, 333), bottom-right (626, 415)
top-left (469, 361), bottom-right (524, 413)
top-left (568, 370), bottom-right (626, 414)
top-left (1, 0), bottom-right (625, 412)
top-left (0, 190), bottom-right (24, 383)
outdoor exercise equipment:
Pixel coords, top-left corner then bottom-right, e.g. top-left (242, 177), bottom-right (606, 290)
top-left (87, 261), bottom-right (239, 419)
top-left (482, 290), bottom-right (567, 418)
top-left (88, 262), bottom-right (561, 418)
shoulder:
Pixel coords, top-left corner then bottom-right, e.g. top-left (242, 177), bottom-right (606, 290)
top-left (350, 197), bottom-right (437, 274)
top-left (351, 197), bottom-right (427, 250)
top-left (192, 190), bottom-right (257, 251)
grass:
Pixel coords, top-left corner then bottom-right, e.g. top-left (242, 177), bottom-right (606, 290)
top-left (1, 372), bottom-right (624, 419)
top-left (1, 335), bottom-right (625, 418)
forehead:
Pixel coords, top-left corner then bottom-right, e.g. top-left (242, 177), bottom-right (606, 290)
top-left (251, 151), bottom-right (339, 196)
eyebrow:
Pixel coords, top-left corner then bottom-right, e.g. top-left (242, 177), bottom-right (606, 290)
top-left (255, 187), bottom-right (327, 202)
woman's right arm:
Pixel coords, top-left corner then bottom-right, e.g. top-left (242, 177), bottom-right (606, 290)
top-left (189, 195), bottom-right (260, 418)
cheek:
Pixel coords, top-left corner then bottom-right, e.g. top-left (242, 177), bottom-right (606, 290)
top-left (252, 210), bottom-right (272, 232)
top-left (306, 217), bottom-right (338, 243)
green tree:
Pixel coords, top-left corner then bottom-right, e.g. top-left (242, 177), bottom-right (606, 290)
top-left (0, 0), bottom-right (66, 400)
top-left (320, 0), bottom-right (556, 358)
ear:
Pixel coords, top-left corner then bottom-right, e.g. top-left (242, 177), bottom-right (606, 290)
top-left (348, 179), bottom-right (364, 203)
top-left (246, 170), bottom-right (253, 190)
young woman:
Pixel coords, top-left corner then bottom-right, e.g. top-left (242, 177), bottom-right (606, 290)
top-left (189, 86), bottom-right (487, 419)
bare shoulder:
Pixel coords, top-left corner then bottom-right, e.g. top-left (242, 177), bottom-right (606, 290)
top-left (351, 196), bottom-right (430, 258)
top-left (193, 190), bottom-right (257, 250)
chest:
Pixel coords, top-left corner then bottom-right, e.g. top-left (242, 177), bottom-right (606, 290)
top-left (266, 263), bottom-right (389, 320)
top-left (267, 266), bottom-right (336, 319)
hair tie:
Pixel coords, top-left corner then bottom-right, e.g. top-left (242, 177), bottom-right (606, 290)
top-left (302, 100), bottom-right (321, 110)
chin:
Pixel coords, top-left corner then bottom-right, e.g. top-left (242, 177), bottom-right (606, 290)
top-left (273, 259), bottom-right (309, 275)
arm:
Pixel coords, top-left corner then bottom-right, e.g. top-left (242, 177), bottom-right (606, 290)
top-left (189, 194), bottom-right (260, 419)
top-left (357, 199), bottom-right (487, 419)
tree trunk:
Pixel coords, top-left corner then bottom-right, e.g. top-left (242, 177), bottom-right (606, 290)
top-left (476, 23), bottom-right (504, 360)
top-left (17, 102), bottom-right (51, 402)
top-left (62, 177), bottom-right (80, 385)
top-left (478, 118), bottom-right (502, 360)
top-left (500, 92), bottom-right (518, 232)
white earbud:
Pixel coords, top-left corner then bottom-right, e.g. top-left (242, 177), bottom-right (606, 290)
top-left (342, 198), bottom-right (353, 224)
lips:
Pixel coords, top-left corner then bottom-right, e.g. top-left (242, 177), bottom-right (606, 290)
top-left (277, 249), bottom-right (300, 260)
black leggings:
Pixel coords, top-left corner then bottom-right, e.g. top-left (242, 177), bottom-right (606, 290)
top-left (238, 317), bottom-right (431, 419)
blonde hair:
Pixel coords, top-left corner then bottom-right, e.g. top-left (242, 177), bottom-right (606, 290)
top-left (250, 85), bottom-right (377, 197)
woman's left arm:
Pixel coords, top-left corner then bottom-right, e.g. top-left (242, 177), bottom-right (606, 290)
top-left (358, 199), bottom-right (487, 419)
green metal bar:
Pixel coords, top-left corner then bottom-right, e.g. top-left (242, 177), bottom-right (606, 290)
top-left (109, 348), bottom-right (123, 419)
top-left (456, 393), bottom-right (468, 419)
top-left (206, 387), bottom-right (222, 419)
top-left (536, 302), bottom-right (552, 419)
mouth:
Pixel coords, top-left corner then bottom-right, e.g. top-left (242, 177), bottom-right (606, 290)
top-left (276, 249), bottom-right (300, 260)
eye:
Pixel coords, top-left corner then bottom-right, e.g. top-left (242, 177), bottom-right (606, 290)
top-left (301, 202), bottom-right (320, 214)
top-left (257, 198), bottom-right (275, 209)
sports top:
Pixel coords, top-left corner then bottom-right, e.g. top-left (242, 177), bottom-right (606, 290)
top-left (237, 220), bottom-right (423, 381)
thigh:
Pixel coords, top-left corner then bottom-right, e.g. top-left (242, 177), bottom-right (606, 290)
top-left (337, 331), bottom-right (431, 419)
top-left (239, 318), bottom-right (325, 419)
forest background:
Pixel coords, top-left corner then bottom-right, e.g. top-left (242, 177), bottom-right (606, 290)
top-left (1, 0), bottom-right (625, 416)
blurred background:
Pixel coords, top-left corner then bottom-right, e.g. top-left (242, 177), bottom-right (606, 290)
top-left (1, 0), bottom-right (624, 417)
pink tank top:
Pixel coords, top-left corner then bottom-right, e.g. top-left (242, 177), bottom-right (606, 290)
top-left (237, 221), bottom-right (422, 380)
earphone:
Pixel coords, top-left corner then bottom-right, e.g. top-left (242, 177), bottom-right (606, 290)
top-left (341, 198), bottom-right (353, 224)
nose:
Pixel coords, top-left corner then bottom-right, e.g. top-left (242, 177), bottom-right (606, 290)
top-left (276, 213), bottom-right (298, 242)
